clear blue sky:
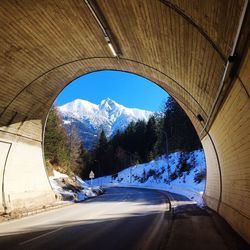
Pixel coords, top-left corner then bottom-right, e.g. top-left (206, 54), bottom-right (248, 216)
top-left (56, 70), bottom-right (169, 112)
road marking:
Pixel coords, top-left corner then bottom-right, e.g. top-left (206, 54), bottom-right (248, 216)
top-left (19, 192), bottom-right (130, 245)
top-left (19, 227), bottom-right (63, 245)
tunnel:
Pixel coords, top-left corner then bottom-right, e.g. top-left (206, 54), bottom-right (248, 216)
top-left (0, 0), bottom-right (249, 243)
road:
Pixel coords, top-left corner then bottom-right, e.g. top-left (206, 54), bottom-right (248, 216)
top-left (0, 187), bottom-right (248, 250)
top-left (0, 187), bottom-right (171, 250)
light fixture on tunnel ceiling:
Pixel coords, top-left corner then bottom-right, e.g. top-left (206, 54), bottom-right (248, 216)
top-left (108, 42), bottom-right (117, 57)
top-left (85, 0), bottom-right (121, 58)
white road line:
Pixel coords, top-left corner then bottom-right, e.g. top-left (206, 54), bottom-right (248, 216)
top-left (18, 193), bottom-right (129, 245)
top-left (19, 227), bottom-right (63, 246)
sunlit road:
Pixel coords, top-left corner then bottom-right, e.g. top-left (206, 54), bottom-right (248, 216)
top-left (0, 187), bottom-right (171, 250)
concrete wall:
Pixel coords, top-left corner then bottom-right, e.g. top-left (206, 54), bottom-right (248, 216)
top-left (0, 74), bottom-right (248, 242)
top-left (0, 0), bottom-right (248, 243)
top-left (202, 135), bottom-right (221, 211)
top-left (203, 49), bottom-right (250, 243)
top-left (0, 141), bottom-right (11, 213)
top-left (0, 124), bottom-right (55, 214)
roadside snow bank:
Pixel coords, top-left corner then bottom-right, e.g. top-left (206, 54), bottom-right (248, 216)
top-left (49, 170), bottom-right (104, 202)
top-left (90, 150), bottom-right (206, 206)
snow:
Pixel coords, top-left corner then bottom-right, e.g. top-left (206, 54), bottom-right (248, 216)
top-left (58, 98), bottom-right (154, 138)
top-left (89, 150), bottom-right (206, 207)
top-left (75, 176), bottom-right (89, 187)
top-left (63, 120), bottom-right (71, 125)
top-left (49, 172), bottom-right (103, 202)
top-left (53, 170), bottom-right (68, 178)
top-left (59, 99), bottom-right (99, 120)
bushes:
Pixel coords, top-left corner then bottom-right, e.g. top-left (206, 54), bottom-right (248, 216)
top-left (112, 173), bottom-right (118, 179)
top-left (169, 171), bottom-right (178, 181)
top-left (194, 169), bottom-right (206, 183)
top-left (147, 169), bottom-right (156, 178)
top-left (179, 161), bottom-right (192, 174)
top-left (140, 170), bottom-right (147, 183)
top-left (138, 168), bottom-right (162, 183)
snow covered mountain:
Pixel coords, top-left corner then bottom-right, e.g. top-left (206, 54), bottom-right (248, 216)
top-left (58, 98), bottom-right (154, 149)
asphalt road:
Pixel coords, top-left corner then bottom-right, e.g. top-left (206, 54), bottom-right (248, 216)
top-left (0, 187), bottom-right (171, 250)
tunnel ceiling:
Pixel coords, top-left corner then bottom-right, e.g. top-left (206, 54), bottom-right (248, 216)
top-left (0, 0), bottom-right (248, 140)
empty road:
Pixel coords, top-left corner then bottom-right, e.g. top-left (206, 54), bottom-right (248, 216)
top-left (0, 187), bottom-right (171, 250)
top-left (0, 187), bottom-right (248, 250)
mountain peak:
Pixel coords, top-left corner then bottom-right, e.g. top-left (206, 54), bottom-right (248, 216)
top-left (64, 98), bottom-right (96, 107)
top-left (99, 98), bottom-right (119, 111)
top-left (58, 98), bottom-right (154, 149)
top-left (102, 97), bottom-right (112, 102)
top-left (100, 98), bottom-right (116, 105)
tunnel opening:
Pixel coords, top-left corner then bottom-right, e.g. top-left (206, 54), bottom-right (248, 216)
top-left (43, 70), bottom-right (206, 204)
top-left (0, 0), bottom-right (249, 245)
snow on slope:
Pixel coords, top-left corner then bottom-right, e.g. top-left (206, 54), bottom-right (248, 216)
top-left (90, 150), bottom-right (206, 206)
top-left (58, 98), bottom-right (154, 149)
top-left (58, 98), bottom-right (153, 137)
top-left (49, 170), bottom-right (103, 202)
top-left (59, 99), bottom-right (99, 121)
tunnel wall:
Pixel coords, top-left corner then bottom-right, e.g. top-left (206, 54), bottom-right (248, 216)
top-left (0, 0), bottom-right (248, 243)
top-left (0, 58), bottom-right (248, 243)
top-left (203, 49), bottom-right (250, 243)
top-left (0, 127), bottom-right (55, 214)
top-left (0, 56), bottom-right (248, 242)
top-left (201, 135), bottom-right (221, 211)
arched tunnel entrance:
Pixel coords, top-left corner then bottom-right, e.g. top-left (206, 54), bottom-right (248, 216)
top-left (43, 69), bottom-right (206, 197)
top-left (0, 0), bottom-right (249, 243)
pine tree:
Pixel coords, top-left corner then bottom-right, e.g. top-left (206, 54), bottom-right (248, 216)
top-left (69, 127), bottom-right (86, 176)
top-left (44, 106), bottom-right (71, 174)
top-left (83, 97), bottom-right (202, 178)
top-left (161, 98), bottom-right (202, 153)
top-left (44, 107), bottom-right (90, 177)
top-left (93, 130), bottom-right (108, 176)
top-left (134, 120), bottom-right (147, 161)
top-left (115, 146), bottom-right (128, 171)
top-left (145, 116), bottom-right (158, 159)
top-left (98, 130), bottom-right (108, 152)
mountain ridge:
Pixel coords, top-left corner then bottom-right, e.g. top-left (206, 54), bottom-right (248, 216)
top-left (58, 98), bottom-right (154, 150)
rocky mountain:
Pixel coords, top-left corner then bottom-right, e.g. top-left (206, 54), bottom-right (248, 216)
top-left (58, 98), bottom-right (154, 150)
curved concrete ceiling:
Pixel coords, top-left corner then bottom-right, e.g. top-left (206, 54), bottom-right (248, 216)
top-left (0, 0), bottom-right (249, 244)
top-left (0, 0), bottom-right (246, 136)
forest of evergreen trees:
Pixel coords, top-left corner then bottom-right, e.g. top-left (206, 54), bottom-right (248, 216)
top-left (44, 107), bottom-right (89, 176)
top-left (44, 98), bottom-right (202, 179)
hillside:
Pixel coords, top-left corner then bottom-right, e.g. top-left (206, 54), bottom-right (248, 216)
top-left (90, 150), bottom-right (206, 206)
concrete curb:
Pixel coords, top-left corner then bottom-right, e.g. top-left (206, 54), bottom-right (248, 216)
top-left (0, 201), bottom-right (72, 223)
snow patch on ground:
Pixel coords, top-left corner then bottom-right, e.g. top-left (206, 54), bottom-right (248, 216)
top-left (90, 150), bottom-right (206, 207)
top-left (49, 170), bottom-right (103, 202)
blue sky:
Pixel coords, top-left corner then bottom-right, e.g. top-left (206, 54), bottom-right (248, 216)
top-left (56, 70), bottom-right (169, 112)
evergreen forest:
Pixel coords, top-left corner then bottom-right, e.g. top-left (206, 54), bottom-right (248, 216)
top-left (44, 98), bottom-right (202, 179)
